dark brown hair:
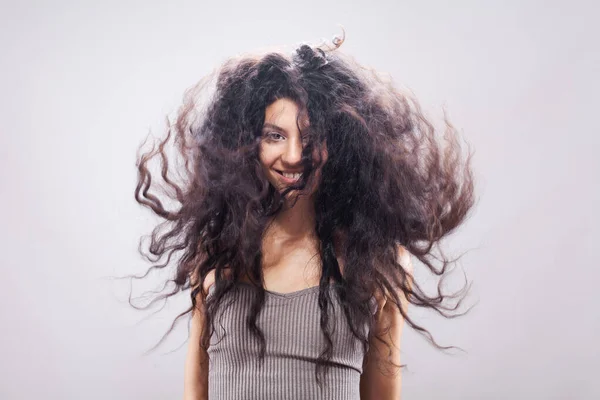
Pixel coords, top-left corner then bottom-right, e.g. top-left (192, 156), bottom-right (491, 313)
top-left (132, 35), bottom-right (476, 387)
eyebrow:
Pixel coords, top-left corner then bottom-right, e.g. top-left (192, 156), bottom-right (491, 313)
top-left (262, 122), bottom-right (287, 134)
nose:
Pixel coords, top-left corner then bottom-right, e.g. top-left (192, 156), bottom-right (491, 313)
top-left (281, 136), bottom-right (303, 167)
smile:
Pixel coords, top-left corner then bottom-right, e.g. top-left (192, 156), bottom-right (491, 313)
top-left (275, 170), bottom-right (303, 183)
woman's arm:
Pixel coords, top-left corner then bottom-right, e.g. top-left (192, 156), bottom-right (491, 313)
top-left (183, 270), bottom-right (215, 400)
top-left (360, 245), bottom-right (413, 400)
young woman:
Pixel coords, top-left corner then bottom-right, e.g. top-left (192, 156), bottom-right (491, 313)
top-left (134, 33), bottom-right (475, 400)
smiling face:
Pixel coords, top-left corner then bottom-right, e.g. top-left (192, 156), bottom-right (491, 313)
top-left (258, 98), bottom-right (327, 198)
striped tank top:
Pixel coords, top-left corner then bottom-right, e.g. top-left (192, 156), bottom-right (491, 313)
top-left (206, 282), bottom-right (378, 400)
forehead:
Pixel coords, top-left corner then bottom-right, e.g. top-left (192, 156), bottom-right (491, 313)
top-left (264, 98), bottom-right (309, 130)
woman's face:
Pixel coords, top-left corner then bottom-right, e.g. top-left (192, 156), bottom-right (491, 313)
top-left (258, 98), bottom-right (328, 197)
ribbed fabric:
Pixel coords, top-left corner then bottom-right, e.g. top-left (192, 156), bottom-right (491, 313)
top-left (206, 282), bottom-right (377, 400)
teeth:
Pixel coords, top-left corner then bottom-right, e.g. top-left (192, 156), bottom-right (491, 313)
top-left (282, 172), bottom-right (302, 180)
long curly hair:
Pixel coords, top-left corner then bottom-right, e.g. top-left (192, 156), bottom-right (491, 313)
top-left (133, 35), bottom-right (476, 386)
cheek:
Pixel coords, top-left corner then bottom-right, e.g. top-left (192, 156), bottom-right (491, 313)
top-left (258, 145), bottom-right (271, 168)
top-left (259, 148), bottom-right (279, 185)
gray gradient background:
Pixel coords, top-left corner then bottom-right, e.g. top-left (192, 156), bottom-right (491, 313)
top-left (1, 0), bottom-right (598, 399)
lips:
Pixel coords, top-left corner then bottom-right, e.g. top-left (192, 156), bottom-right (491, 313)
top-left (274, 169), bottom-right (303, 183)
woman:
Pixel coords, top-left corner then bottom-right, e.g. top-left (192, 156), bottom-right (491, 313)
top-left (134, 32), bottom-right (475, 400)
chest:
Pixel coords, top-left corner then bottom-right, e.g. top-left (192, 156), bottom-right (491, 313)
top-left (256, 235), bottom-right (346, 294)
top-left (207, 285), bottom-right (369, 373)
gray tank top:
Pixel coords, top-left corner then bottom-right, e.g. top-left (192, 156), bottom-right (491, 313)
top-left (206, 282), bottom-right (378, 400)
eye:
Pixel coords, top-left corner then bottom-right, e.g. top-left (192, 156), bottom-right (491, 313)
top-left (265, 132), bottom-right (285, 141)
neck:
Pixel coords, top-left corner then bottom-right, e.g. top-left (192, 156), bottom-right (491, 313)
top-left (270, 193), bottom-right (317, 240)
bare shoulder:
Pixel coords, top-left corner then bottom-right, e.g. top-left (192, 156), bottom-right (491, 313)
top-left (373, 244), bottom-right (413, 311)
top-left (396, 244), bottom-right (413, 275)
top-left (203, 270), bottom-right (217, 292)
top-left (190, 269), bottom-right (220, 302)
top-left (193, 268), bottom-right (236, 295)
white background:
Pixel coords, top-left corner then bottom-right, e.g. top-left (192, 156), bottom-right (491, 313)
top-left (1, 0), bottom-right (598, 398)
